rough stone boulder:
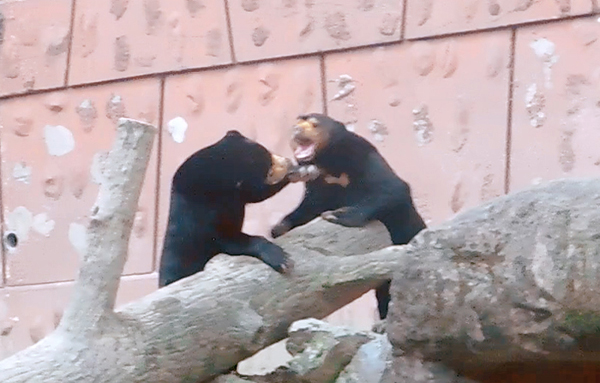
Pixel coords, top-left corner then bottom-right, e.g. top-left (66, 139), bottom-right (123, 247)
top-left (214, 318), bottom-right (392, 383)
top-left (383, 178), bottom-right (600, 382)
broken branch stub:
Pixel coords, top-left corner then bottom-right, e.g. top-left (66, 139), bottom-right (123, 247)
top-left (59, 118), bottom-right (157, 335)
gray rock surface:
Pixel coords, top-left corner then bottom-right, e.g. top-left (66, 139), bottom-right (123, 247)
top-left (214, 318), bottom-right (390, 383)
top-left (285, 319), bottom-right (375, 382)
top-left (385, 178), bottom-right (600, 380)
top-left (335, 330), bottom-right (392, 383)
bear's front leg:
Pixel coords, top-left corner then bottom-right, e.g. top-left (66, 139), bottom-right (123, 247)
top-left (219, 234), bottom-right (294, 274)
top-left (321, 206), bottom-right (370, 227)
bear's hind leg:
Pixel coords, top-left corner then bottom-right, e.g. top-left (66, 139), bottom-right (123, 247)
top-left (374, 280), bottom-right (391, 320)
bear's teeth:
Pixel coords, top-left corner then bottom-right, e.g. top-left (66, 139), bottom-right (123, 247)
top-left (294, 144), bottom-right (315, 160)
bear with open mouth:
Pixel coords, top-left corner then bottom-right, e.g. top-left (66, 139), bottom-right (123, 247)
top-left (271, 113), bottom-right (427, 320)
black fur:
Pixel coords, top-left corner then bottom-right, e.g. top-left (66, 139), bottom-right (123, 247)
top-left (271, 114), bottom-right (426, 319)
top-left (159, 130), bottom-right (293, 288)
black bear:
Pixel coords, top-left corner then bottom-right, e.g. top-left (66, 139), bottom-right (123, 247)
top-left (271, 113), bottom-right (426, 320)
top-left (159, 130), bottom-right (309, 288)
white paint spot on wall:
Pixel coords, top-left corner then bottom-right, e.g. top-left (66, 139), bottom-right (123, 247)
top-left (167, 116), bottom-right (188, 143)
top-left (6, 206), bottom-right (33, 242)
top-left (530, 38), bottom-right (559, 89)
top-left (12, 162), bottom-right (32, 184)
top-left (531, 177), bottom-right (543, 186)
top-left (412, 104), bottom-right (434, 146)
top-left (331, 74), bottom-right (356, 101)
top-left (343, 117), bottom-right (358, 133)
top-left (367, 119), bottom-right (388, 142)
top-left (68, 223), bottom-right (88, 255)
top-left (530, 38), bottom-right (555, 60)
top-left (525, 83), bottom-right (546, 128)
top-left (32, 213), bottom-right (55, 237)
top-left (43, 125), bottom-right (75, 156)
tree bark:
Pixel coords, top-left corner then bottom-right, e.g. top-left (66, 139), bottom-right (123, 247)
top-left (61, 117), bottom-right (156, 336)
top-left (0, 117), bottom-right (400, 383)
top-left (383, 177), bottom-right (600, 382)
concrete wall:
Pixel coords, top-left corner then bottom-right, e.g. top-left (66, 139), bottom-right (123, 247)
top-left (0, 0), bottom-right (599, 373)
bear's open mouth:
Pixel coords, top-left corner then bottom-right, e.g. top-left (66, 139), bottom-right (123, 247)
top-left (293, 139), bottom-right (316, 162)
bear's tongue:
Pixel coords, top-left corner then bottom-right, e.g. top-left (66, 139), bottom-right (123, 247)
top-left (294, 143), bottom-right (315, 161)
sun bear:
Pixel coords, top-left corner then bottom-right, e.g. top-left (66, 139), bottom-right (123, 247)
top-left (271, 113), bottom-right (427, 320)
top-left (158, 130), bottom-right (311, 288)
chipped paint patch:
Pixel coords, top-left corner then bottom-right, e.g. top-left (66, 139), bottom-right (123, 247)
top-left (32, 213), bottom-right (55, 237)
top-left (5, 206), bottom-right (33, 242)
top-left (68, 223), bottom-right (88, 255)
top-left (167, 116), bottom-right (188, 143)
top-left (531, 177), bottom-right (543, 186)
top-left (367, 119), bottom-right (388, 142)
top-left (12, 162), bottom-right (32, 184)
top-left (450, 179), bottom-right (465, 213)
top-left (525, 83), bottom-right (546, 128)
top-left (76, 99), bottom-right (98, 132)
top-left (106, 94), bottom-right (126, 124)
top-left (43, 125), bottom-right (75, 156)
top-left (412, 104), bottom-right (434, 145)
top-left (331, 74), bottom-right (355, 101)
top-left (559, 129), bottom-right (575, 173)
top-left (132, 209), bottom-right (147, 238)
top-left (530, 38), bottom-right (559, 89)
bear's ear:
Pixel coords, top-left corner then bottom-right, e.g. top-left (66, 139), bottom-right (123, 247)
top-left (226, 130), bottom-right (244, 138)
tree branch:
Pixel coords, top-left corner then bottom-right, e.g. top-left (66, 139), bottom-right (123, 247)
top-left (0, 217), bottom-right (400, 383)
top-left (59, 118), bottom-right (156, 335)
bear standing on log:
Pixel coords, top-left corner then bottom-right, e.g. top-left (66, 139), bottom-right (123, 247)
top-left (158, 130), bottom-right (314, 288)
top-left (271, 113), bottom-right (427, 320)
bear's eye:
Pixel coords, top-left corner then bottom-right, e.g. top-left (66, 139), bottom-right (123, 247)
top-left (308, 117), bottom-right (319, 127)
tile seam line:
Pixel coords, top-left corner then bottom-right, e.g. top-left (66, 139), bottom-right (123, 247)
top-left (223, 0), bottom-right (237, 63)
top-left (2, 272), bottom-right (158, 291)
top-left (152, 77), bottom-right (166, 272)
top-left (400, 0), bottom-right (409, 40)
top-left (63, 0), bottom-right (78, 86)
top-left (504, 28), bottom-right (517, 195)
top-left (403, 10), bottom-right (599, 40)
top-left (0, 11), bottom-right (598, 102)
top-left (320, 54), bottom-right (328, 115)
